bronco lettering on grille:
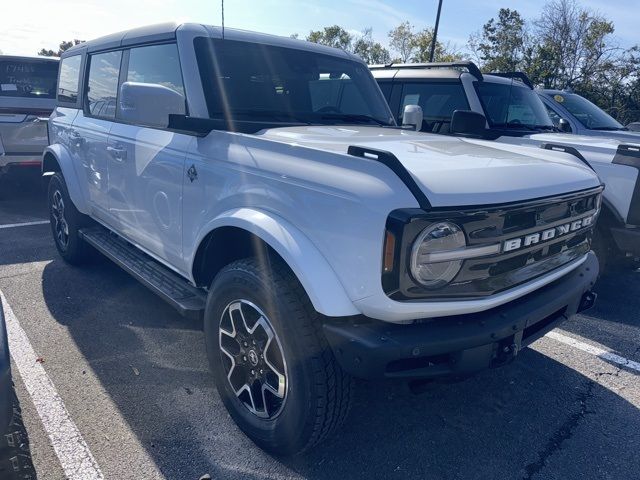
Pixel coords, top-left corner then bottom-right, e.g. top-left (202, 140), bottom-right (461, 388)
top-left (502, 214), bottom-right (595, 252)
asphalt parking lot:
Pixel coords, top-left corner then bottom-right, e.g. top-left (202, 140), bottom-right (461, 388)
top-left (0, 171), bottom-right (638, 480)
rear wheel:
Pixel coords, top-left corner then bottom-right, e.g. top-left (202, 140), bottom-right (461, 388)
top-left (47, 173), bottom-right (93, 265)
top-left (204, 257), bottom-right (353, 455)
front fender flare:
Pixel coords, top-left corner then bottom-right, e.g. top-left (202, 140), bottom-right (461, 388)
top-left (42, 145), bottom-right (89, 215)
top-left (191, 208), bottom-right (360, 317)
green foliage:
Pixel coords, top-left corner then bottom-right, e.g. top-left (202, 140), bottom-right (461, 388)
top-left (38, 39), bottom-right (84, 57)
top-left (306, 25), bottom-right (352, 50)
top-left (352, 28), bottom-right (391, 64)
top-left (472, 8), bottom-right (525, 72)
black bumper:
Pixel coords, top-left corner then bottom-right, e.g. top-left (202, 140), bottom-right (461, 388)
top-left (610, 226), bottom-right (640, 257)
top-left (0, 301), bottom-right (12, 432)
top-left (323, 252), bottom-right (598, 380)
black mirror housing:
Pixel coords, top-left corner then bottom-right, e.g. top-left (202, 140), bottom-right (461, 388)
top-left (558, 118), bottom-right (572, 132)
top-left (450, 110), bottom-right (487, 138)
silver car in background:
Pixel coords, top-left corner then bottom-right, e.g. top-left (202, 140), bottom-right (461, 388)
top-left (0, 55), bottom-right (58, 179)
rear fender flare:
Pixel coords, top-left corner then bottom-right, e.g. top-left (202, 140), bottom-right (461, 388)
top-left (42, 145), bottom-right (89, 215)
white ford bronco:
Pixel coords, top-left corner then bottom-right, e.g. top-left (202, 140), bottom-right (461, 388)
top-left (371, 62), bottom-right (640, 272)
top-left (44, 24), bottom-right (601, 454)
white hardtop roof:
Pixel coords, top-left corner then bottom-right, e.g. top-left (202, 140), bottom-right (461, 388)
top-left (62, 22), bottom-right (359, 62)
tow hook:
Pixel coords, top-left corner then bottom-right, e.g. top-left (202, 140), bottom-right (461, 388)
top-left (496, 342), bottom-right (519, 366)
top-left (578, 291), bottom-right (597, 313)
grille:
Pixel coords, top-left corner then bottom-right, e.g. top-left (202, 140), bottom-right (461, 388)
top-left (386, 187), bottom-right (603, 300)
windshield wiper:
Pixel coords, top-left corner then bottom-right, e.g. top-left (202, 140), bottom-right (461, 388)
top-left (319, 113), bottom-right (391, 126)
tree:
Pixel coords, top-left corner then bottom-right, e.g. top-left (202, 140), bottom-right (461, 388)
top-left (412, 28), bottom-right (461, 62)
top-left (388, 22), bottom-right (416, 62)
top-left (38, 39), bottom-right (84, 57)
top-left (306, 26), bottom-right (352, 50)
top-left (352, 28), bottom-right (391, 64)
top-left (469, 8), bottom-right (526, 72)
top-left (530, 0), bottom-right (617, 88)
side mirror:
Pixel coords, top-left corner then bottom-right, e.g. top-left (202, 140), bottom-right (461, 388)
top-left (119, 82), bottom-right (185, 128)
top-left (558, 118), bottom-right (572, 133)
top-left (402, 104), bottom-right (423, 131)
top-left (450, 110), bottom-right (487, 137)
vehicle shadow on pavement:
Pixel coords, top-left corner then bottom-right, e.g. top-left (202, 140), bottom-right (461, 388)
top-left (560, 264), bottom-right (640, 361)
top-left (40, 259), bottom-right (640, 480)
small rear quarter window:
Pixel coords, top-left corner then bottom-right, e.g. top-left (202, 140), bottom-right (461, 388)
top-left (58, 55), bottom-right (82, 103)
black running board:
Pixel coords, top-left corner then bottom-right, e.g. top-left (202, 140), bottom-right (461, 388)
top-left (79, 226), bottom-right (206, 320)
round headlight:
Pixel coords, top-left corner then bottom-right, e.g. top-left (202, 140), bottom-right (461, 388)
top-left (410, 222), bottom-right (466, 289)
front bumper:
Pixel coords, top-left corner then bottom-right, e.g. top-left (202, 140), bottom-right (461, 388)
top-left (610, 226), bottom-right (640, 257)
top-left (323, 252), bottom-right (598, 380)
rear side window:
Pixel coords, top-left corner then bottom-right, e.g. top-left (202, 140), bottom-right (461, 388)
top-left (400, 82), bottom-right (469, 133)
top-left (122, 43), bottom-right (186, 128)
top-left (0, 58), bottom-right (58, 98)
top-left (87, 50), bottom-right (122, 119)
top-left (57, 55), bottom-right (82, 103)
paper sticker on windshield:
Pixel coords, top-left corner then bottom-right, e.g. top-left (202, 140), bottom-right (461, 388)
top-left (553, 94), bottom-right (564, 103)
top-left (0, 84), bottom-right (18, 91)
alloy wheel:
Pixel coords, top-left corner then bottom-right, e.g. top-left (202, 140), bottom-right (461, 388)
top-left (218, 300), bottom-right (288, 419)
top-left (51, 190), bottom-right (69, 250)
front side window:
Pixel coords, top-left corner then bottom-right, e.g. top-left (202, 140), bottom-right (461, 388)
top-left (475, 81), bottom-right (553, 129)
top-left (122, 43), bottom-right (186, 128)
top-left (86, 50), bottom-right (122, 119)
top-left (0, 57), bottom-right (58, 98)
top-left (194, 38), bottom-right (393, 127)
top-left (57, 55), bottom-right (82, 103)
top-left (550, 92), bottom-right (624, 130)
top-left (400, 82), bottom-right (469, 133)
top-left (543, 102), bottom-right (563, 126)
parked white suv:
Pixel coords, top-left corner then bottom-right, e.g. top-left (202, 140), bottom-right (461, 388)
top-left (371, 62), bottom-right (640, 271)
top-left (44, 24), bottom-right (602, 454)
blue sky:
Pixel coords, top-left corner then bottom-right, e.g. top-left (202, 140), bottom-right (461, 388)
top-left (1, 0), bottom-right (638, 57)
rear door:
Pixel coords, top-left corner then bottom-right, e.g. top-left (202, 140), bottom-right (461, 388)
top-left (0, 57), bottom-right (58, 160)
top-left (72, 50), bottom-right (122, 221)
top-left (107, 43), bottom-right (190, 268)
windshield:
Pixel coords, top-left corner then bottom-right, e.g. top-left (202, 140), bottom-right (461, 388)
top-left (475, 80), bottom-right (554, 129)
top-left (194, 38), bottom-right (394, 127)
top-left (0, 58), bottom-right (58, 99)
top-left (549, 92), bottom-right (624, 130)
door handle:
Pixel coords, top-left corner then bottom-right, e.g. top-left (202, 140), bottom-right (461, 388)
top-left (70, 131), bottom-right (84, 148)
top-left (107, 145), bottom-right (127, 161)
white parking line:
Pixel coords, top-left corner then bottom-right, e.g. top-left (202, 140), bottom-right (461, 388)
top-left (0, 291), bottom-right (104, 480)
top-left (0, 220), bottom-right (49, 229)
top-left (546, 330), bottom-right (640, 373)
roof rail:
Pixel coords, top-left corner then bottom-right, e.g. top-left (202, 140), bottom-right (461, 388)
top-left (484, 71), bottom-right (533, 89)
top-left (369, 61), bottom-right (483, 81)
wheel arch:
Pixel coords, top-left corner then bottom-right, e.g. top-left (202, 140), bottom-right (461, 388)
top-left (42, 145), bottom-right (89, 215)
top-left (190, 208), bottom-right (359, 317)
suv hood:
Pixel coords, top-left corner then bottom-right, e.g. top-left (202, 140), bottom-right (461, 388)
top-left (504, 132), bottom-right (640, 165)
top-left (258, 126), bottom-right (600, 207)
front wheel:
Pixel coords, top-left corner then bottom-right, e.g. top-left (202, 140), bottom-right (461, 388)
top-left (204, 257), bottom-right (353, 455)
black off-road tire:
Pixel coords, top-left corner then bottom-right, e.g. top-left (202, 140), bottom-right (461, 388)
top-left (47, 172), bottom-right (93, 265)
top-left (204, 257), bottom-right (353, 455)
top-left (0, 389), bottom-right (37, 480)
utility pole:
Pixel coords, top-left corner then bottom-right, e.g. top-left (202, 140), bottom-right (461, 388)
top-left (428, 0), bottom-right (443, 62)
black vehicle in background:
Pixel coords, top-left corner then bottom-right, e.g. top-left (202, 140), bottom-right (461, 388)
top-left (0, 302), bottom-right (36, 479)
